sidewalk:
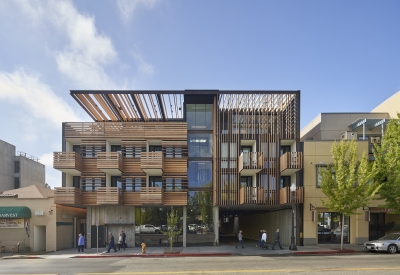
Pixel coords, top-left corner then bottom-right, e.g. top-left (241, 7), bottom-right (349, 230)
top-left (0, 243), bottom-right (365, 260)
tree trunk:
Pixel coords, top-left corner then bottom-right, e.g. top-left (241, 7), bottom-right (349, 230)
top-left (340, 214), bottom-right (344, 250)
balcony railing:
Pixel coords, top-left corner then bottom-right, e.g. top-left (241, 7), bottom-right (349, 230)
top-left (54, 187), bottom-right (82, 205)
top-left (97, 187), bottom-right (122, 204)
top-left (279, 186), bottom-right (304, 204)
top-left (53, 152), bottom-right (83, 174)
top-left (238, 152), bottom-right (264, 175)
top-left (239, 187), bottom-right (265, 204)
top-left (280, 152), bottom-right (303, 174)
top-left (140, 187), bottom-right (163, 204)
top-left (96, 152), bottom-right (123, 174)
top-left (163, 191), bottom-right (188, 205)
top-left (140, 152), bottom-right (164, 175)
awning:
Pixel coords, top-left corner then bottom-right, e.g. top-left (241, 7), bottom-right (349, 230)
top-left (0, 206), bottom-right (31, 218)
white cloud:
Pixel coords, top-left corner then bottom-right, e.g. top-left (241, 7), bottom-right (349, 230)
top-left (0, 69), bottom-right (82, 127)
top-left (117, 0), bottom-right (160, 24)
top-left (133, 53), bottom-right (155, 76)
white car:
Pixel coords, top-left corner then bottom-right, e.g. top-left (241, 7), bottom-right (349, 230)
top-left (364, 233), bottom-right (400, 254)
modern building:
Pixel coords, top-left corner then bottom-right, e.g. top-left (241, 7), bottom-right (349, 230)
top-left (0, 139), bottom-right (45, 192)
top-left (0, 185), bottom-right (86, 252)
top-left (53, 90), bottom-right (304, 248)
top-left (301, 91), bottom-right (400, 245)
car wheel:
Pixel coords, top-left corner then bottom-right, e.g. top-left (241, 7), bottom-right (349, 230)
top-left (388, 244), bottom-right (398, 254)
top-left (155, 230), bottom-right (160, 234)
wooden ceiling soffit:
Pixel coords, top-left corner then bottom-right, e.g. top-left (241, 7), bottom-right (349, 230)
top-left (102, 94), bottom-right (124, 121)
top-left (71, 94), bottom-right (97, 121)
top-left (93, 94), bottom-right (118, 121)
top-left (130, 94), bottom-right (148, 121)
top-left (114, 94), bottom-right (132, 122)
top-left (75, 94), bottom-right (107, 121)
top-left (107, 94), bottom-right (129, 122)
top-left (122, 94), bottom-right (139, 121)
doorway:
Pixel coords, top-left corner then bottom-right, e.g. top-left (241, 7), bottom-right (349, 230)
top-left (369, 213), bottom-right (385, 241)
top-left (33, 226), bottom-right (46, 252)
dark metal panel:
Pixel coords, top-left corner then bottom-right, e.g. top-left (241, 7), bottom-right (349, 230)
top-left (156, 94), bottom-right (166, 122)
top-left (102, 94), bottom-right (124, 121)
top-left (129, 94), bottom-right (145, 121)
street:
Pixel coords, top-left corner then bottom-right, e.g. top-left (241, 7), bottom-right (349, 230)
top-left (1, 253), bottom-right (400, 275)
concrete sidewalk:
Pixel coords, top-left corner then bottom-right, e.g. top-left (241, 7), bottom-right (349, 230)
top-left (0, 243), bottom-right (366, 259)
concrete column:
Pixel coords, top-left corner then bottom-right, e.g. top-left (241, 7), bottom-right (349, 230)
top-left (86, 207), bottom-right (92, 248)
top-left (106, 173), bottom-right (111, 187)
top-left (133, 206), bottom-right (136, 248)
top-left (73, 217), bottom-right (77, 248)
top-left (183, 206), bottom-right (187, 247)
top-left (65, 173), bottom-right (73, 187)
top-left (213, 206), bottom-right (219, 245)
top-left (233, 216), bottom-right (239, 235)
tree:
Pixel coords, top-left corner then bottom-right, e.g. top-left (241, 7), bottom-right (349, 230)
top-left (319, 139), bottom-right (381, 250)
top-left (372, 114), bottom-right (400, 213)
top-left (162, 207), bottom-right (182, 252)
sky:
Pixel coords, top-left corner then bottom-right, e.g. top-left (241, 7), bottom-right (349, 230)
top-left (1, 0), bottom-right (399, 188)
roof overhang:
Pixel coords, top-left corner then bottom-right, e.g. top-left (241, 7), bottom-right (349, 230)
top-left (349, 118), bottom-right (390, 131)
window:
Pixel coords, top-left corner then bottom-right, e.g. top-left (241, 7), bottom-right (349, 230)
top-left (149, 176), bottom-right (162, 187)
top-left (164, 178), bottom-right (183, 191)
top-left (240, 176), bottom-right (252, 188)
top-left (280, 146), bottom-right (291, 156)
top-left (111, 176), bottom-right (122, 188)
top-left (14, 177), bottom-right (20, 189)
top-left (280, 176), bottom-right (290, 189)
top-left (186, 104), bottom-right (213, 130)
top-left (149, 145), bottom-right (162, 152)
top-left (73, 145), bottom-right (81, 155)
top-left (122, 178), bottom-right (145, 191)
top-left (111, 145), bottom-right (121, 153)
top-left (81, 177), bottom-right (105, 191)
top-left (316, 165), bottom-right (335, 187)
top-left (14, 161), bottom-right (20, 173)
top-left (188, 133), bottom-right (213, 157)
top-left (188, 161), bottom-right (212, 188)
top-left (73, 176), bottom-right (80, 188)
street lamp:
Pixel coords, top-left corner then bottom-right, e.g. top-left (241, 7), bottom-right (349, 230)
top-left (289, 182), bottom-right (297, 251)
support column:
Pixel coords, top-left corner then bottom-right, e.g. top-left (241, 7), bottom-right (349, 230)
top-left (183, 206), bottom-right (187, 247)
top-left (73, 217), bottom-right (77, 248)
top-left (213, 206), bottom-right (219, 245)
top-left (86, 207), bottom-right (92, 248)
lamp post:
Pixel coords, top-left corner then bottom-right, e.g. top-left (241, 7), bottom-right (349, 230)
top-left (289, 182), bottom-right (297, 251)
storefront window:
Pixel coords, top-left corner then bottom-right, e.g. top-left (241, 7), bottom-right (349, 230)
top-left (318, 212), bottom-right (349, 243)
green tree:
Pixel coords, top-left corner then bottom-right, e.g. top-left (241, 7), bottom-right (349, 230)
top-left (319, 139), bottom-right (381, 250)
top-left (162, 207), bottom-right (182, 252)
top-left (373, 114), bottom-right (400, 213)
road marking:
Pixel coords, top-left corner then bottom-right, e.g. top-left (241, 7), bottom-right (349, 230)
top-left (76, 266), bottom-right (400, 274)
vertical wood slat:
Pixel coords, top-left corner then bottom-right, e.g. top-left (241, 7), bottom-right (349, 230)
top-left (280, 152), bottom-right (304, 172)
top-left (279, 186), bottom-right (304, 204)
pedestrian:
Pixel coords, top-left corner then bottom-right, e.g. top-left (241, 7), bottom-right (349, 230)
top-left (235, 230), bottom-right (244, 248)
top-left (106, 232), bottom-right (117, 253)
top-left (256, 229), bottom-right (263, 247)
top-left (272, 229), bottom-right (283, 250)
top-left (121, 230), bottom-right (127, 248)
top-left (77, 233), bottom-right (85, 253)
top-left (118, 232), bottom-right (125, 251)
top-left (260, 230), bottom-right (268, 249)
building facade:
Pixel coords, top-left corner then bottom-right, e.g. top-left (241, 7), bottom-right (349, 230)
top-left (0, 139), bottom-right (45, 192)
top-left (53, 90), bottom-right (304, 248)
top-left (301, 91), bottom-right (400, 245)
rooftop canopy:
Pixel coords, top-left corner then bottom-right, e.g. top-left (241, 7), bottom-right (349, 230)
top-left (70, 90), bottom-right (299, 122)
top-left (349, 118), bottom-right (390, 131)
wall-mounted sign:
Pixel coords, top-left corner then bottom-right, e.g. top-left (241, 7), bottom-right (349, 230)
top-left (35, 211), bottom-right (44, 216)
top-left (61, 214), bottom-right (72, 219)
top-left (0, 219), bottom-right (24, 228)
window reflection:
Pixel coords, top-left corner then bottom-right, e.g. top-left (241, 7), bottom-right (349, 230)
top-left (188, 161), bottom-right (212, 188)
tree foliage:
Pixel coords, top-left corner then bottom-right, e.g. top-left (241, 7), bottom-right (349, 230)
top-left (319, 139), bottom-right (381, 249)
top-left (162, 207), bottom-right (182, 252)
top-left (372, 114), bottom-right (400, 213)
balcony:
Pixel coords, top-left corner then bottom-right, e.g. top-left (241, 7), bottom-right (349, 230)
top-left (97, 152), bottom-right (123, 175)
top-left (279, 186), bottom-right (304, 204)
top-left (140, 152), bottom-right (164, 175)
top-left (140, 187), bottom-right (163, 204)
top-left (53, 152), bottom-right (83, 175)
top-left (238, 152), bottom-right (264, 176)
top-left (280, 152), bottom-right (303, 176)
top-left (54, 187), bottom-right (82, 205)
top-left (163, 191), bottom-right (188, 206)
top-left (97, 187), bottom-right (122, 205)
top-left (239, 187), bottom-right (264, 204)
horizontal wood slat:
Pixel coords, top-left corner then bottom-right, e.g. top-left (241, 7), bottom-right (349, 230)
top-left (97, 152), bottom-right (123, 171)
top-left (279, 186), bottom-right (304, 204)
top-left (140, 187), bottom-right (163, 204)
top-left (97, 187), bottom-right (122, 204)
top-left (122, 192), bottom-right (141, 205)
top-left (163, 158), bottom-right (187, 174)
top-left (82, 192), bottom-right (98, 205)
top-left (64, 122), bottom-right (187, 140)
top-left (54, 187), bottom-right (82, 205)
top-left (163, 192), bottom-right (187, 206)
top-left (53, 152), bottom-right (83, 171)
top-left (141, 152), bottom-right (163, 170)
top-left (83, 158), bottom-right (103, 173)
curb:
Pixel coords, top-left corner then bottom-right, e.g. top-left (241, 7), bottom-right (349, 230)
top-left (74, 253), bottom-right (232, 258)
top-left (1, 255), bottom-right (44, 260)
top-left (293, 249), bottom-right (356, 255)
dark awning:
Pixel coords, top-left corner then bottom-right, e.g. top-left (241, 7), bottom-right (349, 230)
top-left (0, 206), bottom-right (31, 218)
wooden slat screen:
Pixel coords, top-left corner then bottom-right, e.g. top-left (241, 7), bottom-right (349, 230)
top-left (122, 192), bottom-right (141, 205)
top-left (81, 139), bottom-right (106, 157)
top-left (81, 191), bottom-right (98, 205)
top-left (53, 152), bottom-right (83, 171)
top-left (140, 152), bottom-right (163, 170)
top-left (140, 187), bottom-right (163, 204)
top-left (280, 152), bottom-right (304, 172)
top-left (279, 186), bottom-right (304, 204)
top-left (97, 187), bottom-right (122, 204)
top-left (163, 192), bottom-right (187, 205)
top-left (96, 152), bottom-right (123, 171)
top-left (54, 187), bottom-right (82, 205)
top-left (122, 140), bottom-right (146, 158)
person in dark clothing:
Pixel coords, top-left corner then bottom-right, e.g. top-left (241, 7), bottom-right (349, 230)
top-left (235, 230), bottom-right (244, 248)
top-left (121, 230), bottom-right (127, 248)
top-left (106, 232), bottom-right (117, 253)
top-left (272, 228), bottom-right (283, 250)
top-left (256, 229), bottom-right (263, 247)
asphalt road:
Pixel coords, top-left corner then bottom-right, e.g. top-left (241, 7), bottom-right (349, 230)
top-left (1, 253), bottom-right (400, 275)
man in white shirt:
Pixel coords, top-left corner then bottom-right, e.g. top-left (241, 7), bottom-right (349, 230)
top-left (260, 230), bottom-right (268, 249)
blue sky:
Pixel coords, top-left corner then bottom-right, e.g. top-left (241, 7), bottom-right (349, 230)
top-left (1, 0), bottom-right (399, 188)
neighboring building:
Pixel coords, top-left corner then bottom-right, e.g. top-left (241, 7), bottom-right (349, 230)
top-left (301, 91), bottom-right (400, 245)
top-left (0, 185), bottom-right (86, 252)
top-left (0, 139), bottom-right (45, 192)
top-left (53, 90), bottom-right (304, 248)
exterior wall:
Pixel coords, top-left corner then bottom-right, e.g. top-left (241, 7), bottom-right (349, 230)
top-left (55, 205), bottom-right (86, 251)
top-left (16, 156), bottom-right (45, 188)
top-left (371, 91), bottom-right (400, 118)
top-left (0, 140), bottom-right (15, 192)
top-left (303, 140), bottom-right (370, 245)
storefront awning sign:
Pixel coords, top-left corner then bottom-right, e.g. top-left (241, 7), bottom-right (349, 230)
top-left (0, 207), bottom-right (31, 218)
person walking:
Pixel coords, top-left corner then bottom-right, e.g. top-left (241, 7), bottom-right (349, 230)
top-left (272, 228), bottom-right (283, 250)
top-left (106, 232), bottom-right (117, 253)
top-left (121, 230), bottom-right (127, 248)
top-left (235, 230), bottom-right (244, 248)
top-left (77, 233), bottom-right (85, 253)
top-left (260, 230), bottom-right (268, 249)
top-left (256, 229), bottom-right (263, 247)
top-left (118, 232), bottom-right (125, 251)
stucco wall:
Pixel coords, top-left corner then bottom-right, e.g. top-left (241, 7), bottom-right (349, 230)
top-left (371, 91), bottom-right (400, 118)
top-left (17, 157), bottom-right (45, 188)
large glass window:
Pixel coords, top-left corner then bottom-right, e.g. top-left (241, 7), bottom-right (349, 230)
top-left (111, 176), bottom-right (122, 188)
top-left (188, 133), bottom-right (213, 157)
top-left (82, 178), bottom-right (105, 191)
top-left (188, 161), bottom-right (212, 188)
top-left (149, 176), bottom-right (162, 187)
top-left (186, 104), bottom-right (213, 130)
top-left (122, 178), bottom-right (145, 191)
top-left (14, 161), bottom-right (20, 173)
top-left (318, 212), bottom-right (349, 243)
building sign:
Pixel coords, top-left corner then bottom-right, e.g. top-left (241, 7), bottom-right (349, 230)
top-left (35, 211), bottom-right (44, 216)
top-left (0, 219), bottom-right (24, 228)
top-left (370, 208), bottom-right (394, 213)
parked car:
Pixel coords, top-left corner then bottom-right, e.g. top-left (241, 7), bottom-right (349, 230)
top-left (136, 224), bottom-right (160, 234)
top-left (364, 233), bottom-right (400, 253)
